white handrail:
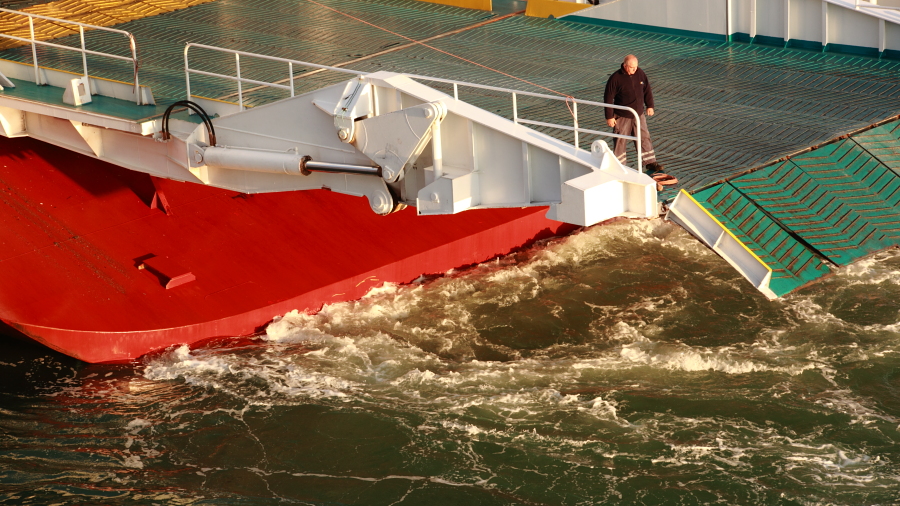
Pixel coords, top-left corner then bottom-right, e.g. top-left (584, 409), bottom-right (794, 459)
top-left (183, 44), bottom-right (645, 173)
top-left (0, 8), bottom-right (141, 103)
top-left (183, 42), bottom-right (364, 109)
top-left (406, 74), bottom-right (644, 173)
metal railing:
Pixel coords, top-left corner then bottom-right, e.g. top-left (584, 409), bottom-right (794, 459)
top-left (184, 43), bottom-right (365, 111)
top-left (0, 8), bottom-right (141, 102)
top-left (419, 76), bottom-right (644, 173)
top-left (184, 44), bottom-right (645, 173)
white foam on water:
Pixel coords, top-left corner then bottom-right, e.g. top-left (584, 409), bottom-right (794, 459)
top-left (144, 344), bottom-right (361, 400)
top-left (143, 345), bottom-right (234, 381)
top-left (125, 419), bottom-right (151, 435)
top-left (837, 249), bottom-right (900, 286)
top-left (814, 389), bottom-right (900, 425)
top-left (132, 218), bottom-right (900, 503)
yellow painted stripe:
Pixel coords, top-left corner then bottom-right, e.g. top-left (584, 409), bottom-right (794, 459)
top-left (678, 189), bottom-right (773, 273)
top-left (0, 0), bottom-right (219, 51)
top-left (524, 0), bottom-right (591, 18)
top-left (416, 0), bottom-right (492, 11)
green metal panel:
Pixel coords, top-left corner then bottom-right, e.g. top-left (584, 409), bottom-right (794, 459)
top-left (0, 77), bottom-right (177, 121)
top-left (692, 183), bottom-right (830, 297)
top-left (853, 119), bottom-right (900, 174)
top-left (728, 138), bottom-right (900, 266)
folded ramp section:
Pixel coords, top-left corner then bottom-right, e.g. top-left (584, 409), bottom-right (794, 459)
top-left (668, 186), bottom-right (830, 299)
top-left (670, 118), bottom-right (900, 298)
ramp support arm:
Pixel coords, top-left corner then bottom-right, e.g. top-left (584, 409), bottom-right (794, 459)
top-left (195, 145), bottom-right (381, 177)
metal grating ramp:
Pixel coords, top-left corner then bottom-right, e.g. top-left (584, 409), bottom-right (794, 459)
top-left (853, 120), bottom-right (900, 173)
top-left (731, 136), bottom-right (900, 266)
top-left (690, 184), bottom-right (830, 297)
top-left (671, 118), bottom-right (900, 297)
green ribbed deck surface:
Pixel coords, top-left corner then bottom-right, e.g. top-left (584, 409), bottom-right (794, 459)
top-left (1, 0), bottom-right (897, 199)
top-left (693, 118), bottom-right (900, 295)
top-left (731, 134), bottom-right (900, 266)
top-left (691, 184), bottom-right (830, 297)
top-left (0, 0), bottom-right (500, 104)
top-left (853, 119), bottom-right (900, 173)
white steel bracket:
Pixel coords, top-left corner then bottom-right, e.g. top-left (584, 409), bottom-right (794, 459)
top-left (352, 101), bottom-right (446, 182)
top-left (333, 76), bottom-right (372, 143)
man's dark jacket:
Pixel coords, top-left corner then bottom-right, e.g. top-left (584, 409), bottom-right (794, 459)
top-left (604, 64), bottom-right (654, 120)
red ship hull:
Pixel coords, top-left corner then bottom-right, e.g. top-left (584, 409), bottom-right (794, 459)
top-left (0, 136), bottom-right (575, 363)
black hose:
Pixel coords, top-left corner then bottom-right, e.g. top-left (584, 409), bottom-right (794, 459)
top-left (161, 100), bottom-right (216, 146)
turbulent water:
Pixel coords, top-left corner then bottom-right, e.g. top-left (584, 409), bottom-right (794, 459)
top-left (2, 219), bottom-right (900, 505)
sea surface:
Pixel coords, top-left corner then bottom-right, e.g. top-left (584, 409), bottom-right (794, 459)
top-left (2, 219), bottom-right (900, 505)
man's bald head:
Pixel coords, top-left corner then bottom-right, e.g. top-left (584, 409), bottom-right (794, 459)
top-left (623, 54), bottom-right (638, 75)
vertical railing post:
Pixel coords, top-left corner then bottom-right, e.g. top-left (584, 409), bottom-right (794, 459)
top-left (453, 82), bottom-right (458, 100)
top-left (726, 0), bottom-right (733, 42)
top-left (184, 45), bottom-right (192, 102)
top-left (572, 101), bottom-right (579, 149)
top-left (512, 92), bottom-right (518, 124)
top-left (235, 52), bottom-right (243, 111)
top-left (635, 110), bottom-right (642, 173)
top-left (288, 62), bottom-right (294, 97)
top-left (79, 26), bottom-right (89, 84)
top-left (28, 16), bottom-right (41, 85)
top-left (784, 0), bottom-right (791, 46)
top-left (750, 0), bottom-right (758, 40)
top-left (129, 34), bottom-right (141, 104)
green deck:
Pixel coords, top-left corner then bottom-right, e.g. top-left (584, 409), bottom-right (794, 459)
top-left (1, 0), bottom-right (899, 297)
top-left (692, 118), bottom-right (900, 296)
top-left (0, 77), bottom-right (176, 121)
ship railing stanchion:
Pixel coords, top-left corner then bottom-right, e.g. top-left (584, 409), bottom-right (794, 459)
top-left (28, 16), bottom-right (40, 85)
top-left (236, 53), bottom-right (243, 111)
top-left (289, 62), bottom-right (294, 97)
top-left (79, 26), bottom-right (89, 95)
top-left (635, 109), bottom-right (642, 174)
top-left (573, 101), bottom-right (579, 150)
top-left (184, 45), bottom-right (192, 102)
top-left (130, 34), bottom-right (140, 104)
top-left (512, 92), bottom-right (518, 124)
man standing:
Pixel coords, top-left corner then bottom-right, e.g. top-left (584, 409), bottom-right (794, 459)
top-left (604, 54), bottom-right (662, 173)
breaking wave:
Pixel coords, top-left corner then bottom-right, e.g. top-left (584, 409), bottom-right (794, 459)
top-left (133, 219), bottom-right (900, 504)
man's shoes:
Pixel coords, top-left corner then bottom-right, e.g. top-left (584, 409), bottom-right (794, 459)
top-left (645, 162), bottom-right (664, 174)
